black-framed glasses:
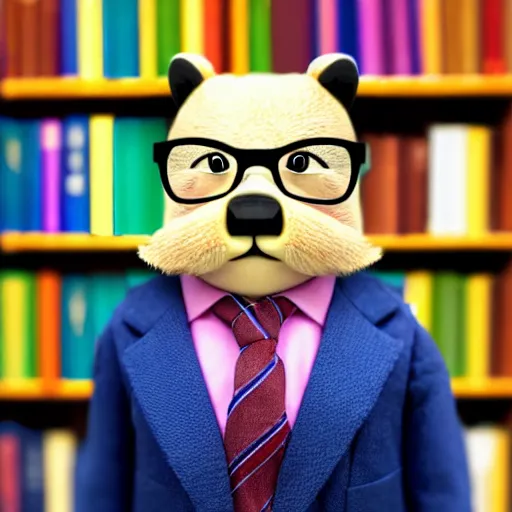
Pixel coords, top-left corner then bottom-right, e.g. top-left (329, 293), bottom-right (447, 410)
top-left (153, 137), bottom-right (366, 205)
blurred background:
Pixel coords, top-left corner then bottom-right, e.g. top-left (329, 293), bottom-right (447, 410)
top-left (0, 0), bottom-right (512, 510)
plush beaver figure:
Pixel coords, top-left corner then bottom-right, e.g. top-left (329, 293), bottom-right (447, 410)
top-left (78, 54), bottom-right (471, 512)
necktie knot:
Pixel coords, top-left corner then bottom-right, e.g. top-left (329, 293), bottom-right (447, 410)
top-left (212, 294), bottom-right (295, 349)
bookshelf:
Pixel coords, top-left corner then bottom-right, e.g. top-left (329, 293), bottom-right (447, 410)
top-left (7, 75), bottom-right (512, 100)
top-left (4, 232), bottom-right (512, 253)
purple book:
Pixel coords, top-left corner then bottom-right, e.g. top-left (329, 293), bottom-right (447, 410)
top-left (388, 0), bottom-right (412, 74)
top-left (41, 119), bottom-right (62, 232)
top-left (357, 0), bottom-right (384, 74)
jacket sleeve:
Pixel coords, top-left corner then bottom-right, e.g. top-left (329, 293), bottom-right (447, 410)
top-left (404, 324), bottom-right (472, 512)
top-left (76, 322), bottom-right (134, 512)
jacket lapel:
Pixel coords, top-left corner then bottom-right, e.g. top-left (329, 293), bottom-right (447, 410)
top-left (121, 276), bottom-right (233, 512)
top-left (273, 275), bottom-right (404, 512)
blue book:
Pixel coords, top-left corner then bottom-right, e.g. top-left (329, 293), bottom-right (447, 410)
top-left (338, 0), bottom-right (359, 64)
top-left (102, 0), bottom-right (139, 77)
top-left (60, 0), bottom-right (78, 75)
top-left (0, 118), bottom-right (25, 231)
top-left (408, 0), bottom-right (421, 74)
top-left (61, 275), bottom-right (95, 379)
top-left (61, 116), bottom-right (90, 232)
top-left (21, 120), bottom-right (42, 231)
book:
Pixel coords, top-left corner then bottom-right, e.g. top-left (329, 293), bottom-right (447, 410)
top-left (43, 430), bottom-right (77, 512)
top-left (102, 0), bottom-right (138, 77)
top-left (431, 272), bottom-right (466, 377)
top-left (357, 0), bottom-right (384, 75)
top-left (427, 125), bottom-right (467, 235)
top-left (89, 115), bottom-right (113, 236)
top-left (61, 116), bottom-right (90, 233)
top-left (230, 0), bottom-right (249, 74)
top-left (19, 0), bottom-right (41, 76)
top-left (389, 0), bottom-right (412, 74)
top-left (113, 117), bottom-right (166, 235)
top-left (4, 0), bottom-right (21, 77)
top-left (156, 0), bottom-right (180, 76)
top-left (493, 260), bottom-right (512, 376)
top-left (77, 0), bottom-right (103, 78)
top-left (61, 275), bottom-right (94, 379)
top-left (0, 430), bottom-right (20, 511)
top-left (204, 0), bottom-right (225, 72)
top-left (316, 0), bottom-right (338, 56)
top-left (60, 0), bottom-right (78, 75)
top-left (466, 126), bottom-right (491, 235)
top-left (442, 0), bottom-right (463, 74)
top-left (138, 0), bottom-right (157, 78)
top-left (420, 0), bottom-right (442, 73)
top-left (361, 134), bottom-right (400, 233)
top-left (466, 274), bottom-right (492, 381)
top-left (0, 118), bottom-right (24, 231)
top-left (408, 0), bottom-right (421, 74)
top-left (0, 271), bottom-right (37, 379)
top-left (40, 0), bottom-right (60, 76)
top-left (37, 271), bottom-right (61, 391)
top-left (404, 271), bottom-right (432, 332)
top-left (41, 119), bottom-right (62, 233)
top-left (460, 0), bottom-right (480, 74)
top-left (180, 0), bottom-right (203, 54)
top-left (506, 0), bottom-right (512, 73)
top-left (338, 0), bottom-right (359, 65)
top-left (496, 105), bottom-right (512, 230)
top-left (249, 0), bottom-right (272, 72)
top-left (482, 0), bottom-right (505, 74)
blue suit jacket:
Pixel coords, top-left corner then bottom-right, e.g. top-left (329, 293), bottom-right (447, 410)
top-left (76, 272), bottom-right (471, 512)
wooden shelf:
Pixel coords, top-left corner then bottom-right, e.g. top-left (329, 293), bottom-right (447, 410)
top-left (4, 75), bottom-right (512, 100)
top-left (3, 232), bottom-right (512, 253)
top-left (0, 378), bottom-right (511, 400)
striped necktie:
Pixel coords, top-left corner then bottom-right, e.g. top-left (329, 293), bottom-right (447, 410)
top-left (212, 294), bottom-right (296, 512)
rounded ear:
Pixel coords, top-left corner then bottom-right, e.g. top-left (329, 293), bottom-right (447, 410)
top-left (168, 53), bottom-right (216, 109)
top-left (307, 54), bottom-right (359, 110)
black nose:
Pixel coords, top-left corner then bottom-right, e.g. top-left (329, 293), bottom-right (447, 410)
top-left (227, 195), bottom-right (283, 237)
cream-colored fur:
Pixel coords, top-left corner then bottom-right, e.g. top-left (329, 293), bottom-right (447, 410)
top-left (139, 54), bottom-right (381, 297)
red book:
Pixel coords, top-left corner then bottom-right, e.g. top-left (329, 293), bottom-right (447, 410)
top-left (4, 0), bottom-right (21, 76)
top-left (482, 0), bottom-right (506, 74)
top-left (19, 0), bottom-right (41, 76)
top-left (204, 0), bottom-right (225, 73)
top-left (0, 434), bottom-right (20, 512)
top-left (40, 0), bottom-right (60, 76)
top-left (271, 0), bottom-right (313, 72)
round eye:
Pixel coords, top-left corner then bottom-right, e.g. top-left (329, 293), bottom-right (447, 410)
top-left (286, 152), bottom-right (310, 173)
top-left (208, 153), bottom-right (230, 173)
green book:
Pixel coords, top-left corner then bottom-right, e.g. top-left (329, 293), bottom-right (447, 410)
top-left (90, 273), bottom-right (128, 341)
top-left (432, 272), bottom-right (466, 377)
top-left (249, 0), bottom-right (272, 71)
top-left (0, 270), bottom-right (37, 379)
top-left (157, 0), bottom-right (180, 76)
top-left (114, 118), bottom-right (168, 235)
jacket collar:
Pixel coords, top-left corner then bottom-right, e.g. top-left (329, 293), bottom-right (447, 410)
top-left (121, 272), bottom-right (403, 512)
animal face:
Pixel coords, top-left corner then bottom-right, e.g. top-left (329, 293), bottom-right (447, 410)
top-left (139, 54), bottom-right (381, 297)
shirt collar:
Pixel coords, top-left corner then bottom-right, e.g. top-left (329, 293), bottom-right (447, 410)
top-left (180, 274), bottom-right (336, 327)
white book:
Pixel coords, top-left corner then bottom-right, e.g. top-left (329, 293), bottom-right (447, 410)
top-left (427, 125), bottom-right (468, 235)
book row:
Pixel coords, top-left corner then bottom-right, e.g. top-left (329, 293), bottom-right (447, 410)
top-left (0, 423), bottom-right (77, 512)
top-left (362, 113), bottom-right (512, 235)
top-left (0, 269), bottom-right (154, 381)
top-left (375, 268), bottom-right (512, 379)
top-left (2, 0), bottom-right (511, 79)
top-left (0, 116), bottom-right (168, 235)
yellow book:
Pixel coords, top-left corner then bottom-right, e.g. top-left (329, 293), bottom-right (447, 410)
top-left (421, 0), bottom-right (442, 74)
top-left (43, 430), bottom-right (77, 512)
top-left (139, 0), bottom-right (157, 78)
top-left (466, 274), bottom-right (492, 381)
top-left (90, 116), bottom-right (114, 235)
top-left (230, 0), bottom-right (249, 74)
top-left (78, 0), bottom-right (103, 78)
top-left (180, 0), bottom-right (204, 54)
top-left (460, 0), bottom-right (479, 74)
top-left (467, 126), bottom-right (491, 235)
top-left (404, 271), bottom-right (432, 333)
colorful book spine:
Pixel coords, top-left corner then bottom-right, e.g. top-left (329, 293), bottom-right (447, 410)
top-left (357, 0), bottom-right (384, 75)
top-left (77, 0), bottom-right (103, 78)
top-left (389, 0), bottom-right (412, 74)
top-left (40, 0), bottom-right (60, 76)
top-left (204, 0), bottom-right (224, 72)
top-left (19, 0), bottom-right (40, 76)
top-left (0, 431), bottom-right (20, 512)
top-left (41, 119), bottom-right (62, 233)
top-left (230, 0), bottom-right (249, 74)
top-left (483, 0), bottom-right (505, 74)
top-left (338, 0), bottom-right (359, 64)
top-left (408, 0), bottom-right (421, 74)
top-left (61, 116), bottom-right (90, 232)
top-left (19, 426), bottom-right (44, 512)
top-left (138, 0), bottom-right (157, 78)
top-left (404, 271), bottom-right (432, 332)
top-left (102, 0), bottom-right (139, 77)
top-left (180, 0), bottom-right (203, 54)
top-left (317, 0), bottom-right (338, 56)
top-left (22, 119), bottom-right (43, 232)
top-left (60, 0), bottom-right (78, 75)
top-left (156, 0), bottom-right (180, 76)
top-left (249, 0), bottom-right (272, 71)
top-left (420, 0), bottom-right (442, 73)
top-left (89, 115), bottom-right (113, 236)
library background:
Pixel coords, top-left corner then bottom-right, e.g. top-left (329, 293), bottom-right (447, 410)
top-left (1, 0), bottom-right (512, 509)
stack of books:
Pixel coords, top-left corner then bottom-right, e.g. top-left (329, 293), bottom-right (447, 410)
top-left (0, 116), bottom-right (168, 235)
top-left (0, 269), bottom-right (154, 382)
top-left (3, 0), bottom-right (511, 78)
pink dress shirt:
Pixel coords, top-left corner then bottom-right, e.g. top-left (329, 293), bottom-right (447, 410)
top-left (180, 274), bottom-right (336, 435)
